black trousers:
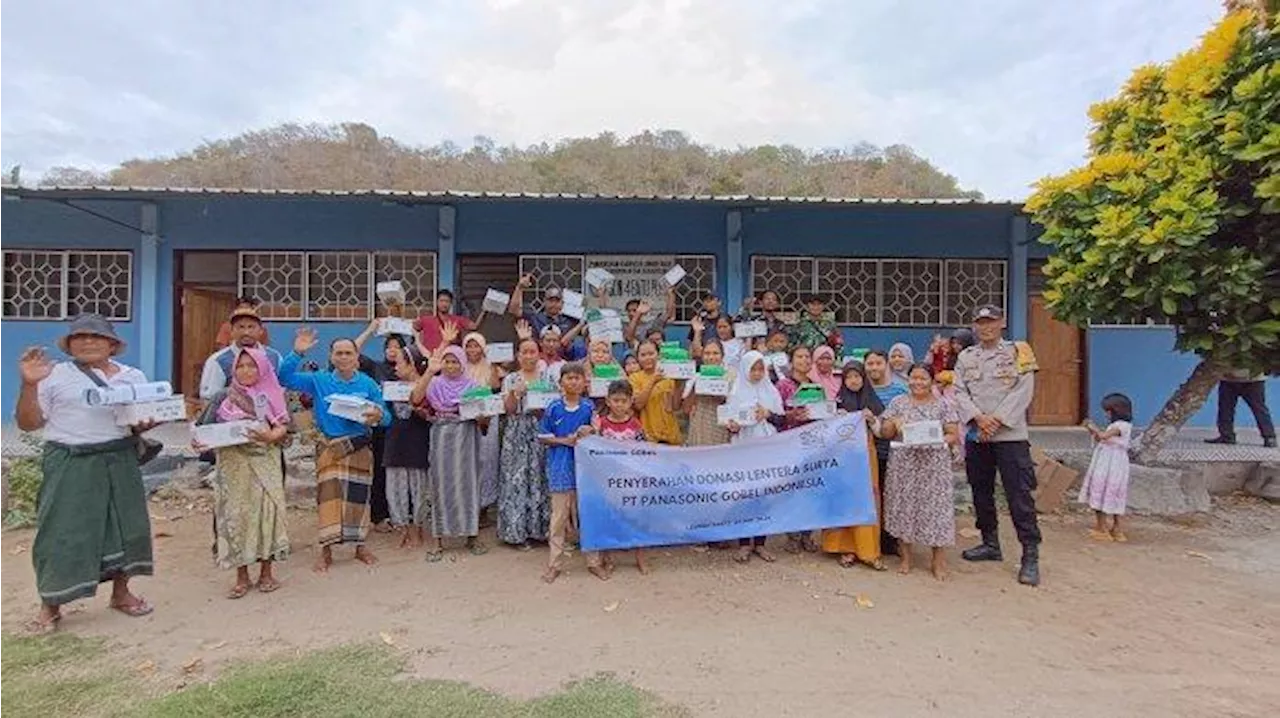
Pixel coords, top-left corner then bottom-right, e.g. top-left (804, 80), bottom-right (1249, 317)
top-left (370, 429), bottom-right (390, 525)
top-left (739, 536), bottom-right (767, 547)
top-left (1217, 381), bottom-right (1275, 440)
top-left (964, 440), bottom-right (1041, 549)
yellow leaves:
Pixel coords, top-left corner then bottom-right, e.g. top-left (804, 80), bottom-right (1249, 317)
top-left (1123, 64), bottom-right (1165, 95)
top-left (1163, 11), bottom-right (1252, 97)
top-left (1091, 152), bottom-right (1145, 178)
top-left (1087, 97), bottom-right (1128, 126)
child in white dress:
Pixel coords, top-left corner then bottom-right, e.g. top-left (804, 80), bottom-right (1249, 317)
top-left (1079, 393), bottom-right (1134, 542)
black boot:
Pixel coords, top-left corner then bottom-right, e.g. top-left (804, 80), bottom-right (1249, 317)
top-left (961, 532), bottom-right (1002, 562)
top-left (1018, 546), bottom-right (1041, 587)
top-left (1264, 437), bottom-right (1277, 448)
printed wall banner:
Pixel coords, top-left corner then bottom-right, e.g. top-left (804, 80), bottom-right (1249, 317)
top-left (586, 255), bottom-right (676, 315)
top-left (575, 414), bottom-right (876, 550)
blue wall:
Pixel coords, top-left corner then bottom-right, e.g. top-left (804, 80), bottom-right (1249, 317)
top-left (1087, 327), bottom-right (1278, 429)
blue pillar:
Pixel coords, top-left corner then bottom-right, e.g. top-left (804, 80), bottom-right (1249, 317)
top-left (726, 210), bottom-right (744, 310)
top-left (438, 205), bottom-right (457, 292)
top-left (1009, 214), bottom-right (1029, 340)
top-left (139, 203), bottom-right (160, 379)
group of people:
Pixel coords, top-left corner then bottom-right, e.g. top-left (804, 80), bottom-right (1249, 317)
top-left (23, 273), bottom-right (1116, 631)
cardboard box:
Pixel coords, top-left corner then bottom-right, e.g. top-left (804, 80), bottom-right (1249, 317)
top-left (717, 405), bottom-right (758, 427)
top-left (798, 401), bottom-right (836, 421)
top-left (589, 376), bottom-right (614, 398)
top-left (191, 420), bottom-right (260, 449)
top-left (734, 320), bottom-right (767, 339)
top-left (1031, 446), bottom-right (1081, 513)
top-left (561, 289), bottom-right (585, 307)
top-left (381, 381), bottom-right (414, 403)
top-left (524, 390), bottom-right (560, 411)
top-left (659, 360), bottom-right (697, 380)
top-left (482, 288), bottom-right (510, 315)
top-left (378, 317), bottom-right (415, 336)
top-left (561, 302), bottom-right (585, 320)
top-left (664, 264), bottom-right (686, 287)
top-left (325, 394), bottom-right (379, 423)
top-left (85, 381), bottom-right (173, 406)
top-left (588, 316), bottom-right (625, 344)
top-left (902, 420), bottom-right (945, 446)
top-left (586, 267), bottom-right (615, 289)
top-left (376, 280), bottom-right (407, 305)
top-left (486, 342), bottom-right (514, 363)
top-left (695, 376), bottom-right (731, 396)
top-left (114, 395), bottom-right (188, 426)
top-left (460, 394), bottom-right (506, 420)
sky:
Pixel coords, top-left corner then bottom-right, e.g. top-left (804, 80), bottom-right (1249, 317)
top-left (1, 0), bottom-right (1223, 200)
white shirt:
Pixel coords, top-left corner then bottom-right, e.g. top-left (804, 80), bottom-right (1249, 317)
top-left (37, 361), bottom-right (148, 445)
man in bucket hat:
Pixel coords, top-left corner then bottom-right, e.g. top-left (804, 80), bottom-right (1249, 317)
top-left (951, 304), bottom-right (1043, 586)
top-left (15, 314), bottom-right (158, 632)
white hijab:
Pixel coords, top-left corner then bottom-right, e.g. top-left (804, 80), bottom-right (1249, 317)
top-left (728, 351), bottom-right (783, 443)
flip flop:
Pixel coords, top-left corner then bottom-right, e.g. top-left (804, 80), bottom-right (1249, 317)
top-left (424, 549), bottom-right (444, 563)
top-left (227, 583), bottom-right (252, 600)
top-left (257, 578), bottom-right (281, 594)
top-left (110, 598), bottom-right (154, 617)
top-left (467, 540), bottom-right (490, 556)
top-left (25, 614), bottom-right (61, 635)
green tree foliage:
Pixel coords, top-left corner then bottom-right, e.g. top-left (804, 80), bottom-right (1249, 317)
top-left (39, 127), bottom-right (981, 200)
top-left (1026, 7), bottom-right (1278, 457)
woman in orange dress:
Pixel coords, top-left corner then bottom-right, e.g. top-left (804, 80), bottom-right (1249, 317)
top-left (820, 360), bottom-right (887, 570)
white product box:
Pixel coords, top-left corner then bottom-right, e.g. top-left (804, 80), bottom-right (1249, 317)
top-left (588, 315), bottom-right (625, 343)
top-left (658, 360), bottom-right (697, 380)
top-left (778, 312), bottom-right (799, 325)
top-left (586, 267), bottom-right (615, 289)
top-left (486, 342), bottom-right (515, 363)
top-left (589, 377), bottom-right (614, 398)
top-left (524, 390), bottom-right (560, 411)
top-left (85, 381), bottom-right (173, 407)
top-left (561, 289), bottom-right (585, 307)
top-left (695, 376), bottom-right (731, 396)
top-left (460, 394), bottom-right (506, 420)
top-left (191, 420), bottom-right (261, 449)
top-left (716, 405), bottom-right (759, 427)
top-left (797, 400), bottom-right (837, 421)
top-left (733, 320), bottom-right (767, 339)
top-left (901, 420), bottom-right (945, 447)
top-left (763, 353), bottom-right (790, 372)
top-left (378, 317), bottom-right (416, 336)
top-left (561, 302), bottom-right (585, 320)
top-left (482, 288), bottom-right (510, 315)
top-left (376, 280), bottom-right (407, 305)
top-left (114, 395), bottom-right (188, 427)
top-left (663, 264), bottom-right (686, 287)
top-left (381, 381), bottom-right (414, 403)
top-left (325, 394), bottom-right (380, 423)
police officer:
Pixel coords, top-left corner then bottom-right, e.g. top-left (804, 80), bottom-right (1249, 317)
top-left (952, 305), bottom-right (1042, 586)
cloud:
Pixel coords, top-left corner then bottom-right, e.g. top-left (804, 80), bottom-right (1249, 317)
top-left (1, 0), bottom-right (1222, 199)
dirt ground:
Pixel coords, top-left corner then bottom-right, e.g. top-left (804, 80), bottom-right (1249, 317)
top-left (2, 486), bottom-right (1278, 718)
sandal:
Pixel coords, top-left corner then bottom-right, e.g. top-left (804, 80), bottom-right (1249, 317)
top-left (26, 614), bottom-right (61, 635)
top-left (110, 597), bottom-right (155, 617)
top-left (1088, 529), bottom-right (1114, 542)
top-left (1111, 531), bottom-right (1129, 543)
top-left (466, 539), bottom-right (489, 556)
top-left (733, 547), bottom-right (751, 564)
top-left (542, 567), bottom-right (561, 584)
top-left (784, 537), bottom-right (803, 554)
top-left (227, 583), bottom-right (252, 600)
top-left (752, 547), bottom-right (776, 563)
top-left (424, 549), bottom-right (444, 563)
top-left (838, 555), bottom-right (857, 568)
top-left (257, 578), bottom-right (281, 594)
top-left (867, 558), bottom-right (888, 571)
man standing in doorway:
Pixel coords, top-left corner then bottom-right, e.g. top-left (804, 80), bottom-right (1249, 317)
top-left (214, 297), bottom-right (271, 350)
top-left (1207, 368), bottom-right (1276, 448)
top-left (952, 305), bottom-right (1042, 587)
top-left (413, 289), bottom-right (474, 352)
top-left (200, 305), bottom-right (283, 401)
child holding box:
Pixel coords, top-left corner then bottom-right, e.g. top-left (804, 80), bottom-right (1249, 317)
top-left (593, 380), bottom-right (650, 575)
top-left (538, 363), bottom-right (604, 583)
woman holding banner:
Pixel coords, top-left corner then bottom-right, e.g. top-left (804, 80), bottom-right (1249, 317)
top-left (775, 345), bottom-right (820, 553)
top-left (725, 351), bottom-right (783, 563)
top-left (821, 360), bottom-right (887, 571)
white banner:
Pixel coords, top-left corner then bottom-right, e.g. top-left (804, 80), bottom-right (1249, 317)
top-left (586, 255), bottom-right (675, 314)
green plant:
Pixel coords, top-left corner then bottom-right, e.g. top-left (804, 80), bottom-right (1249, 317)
top-left (4, 434), bottom-right (44, 527)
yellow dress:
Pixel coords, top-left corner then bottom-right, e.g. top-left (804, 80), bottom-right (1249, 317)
top-left (629, 370), bottom-right (684, 445)
top-left (820, 431), bottom-right (881, 562)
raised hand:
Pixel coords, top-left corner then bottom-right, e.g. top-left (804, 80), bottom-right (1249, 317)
top-left (426, 352), bottom-right (444, 377)
top-left (515, 319), bottom-right (533, 341)
top-left (18, 347), bottom-right (54, 385)
top-left (637, 300), bottom-right (652, 317)
top-left (294, 327), bottom-right (319, 355)
top-left (690, 316), bottom-right (705, 335)
top-left (440, 320), bottom-right (461, 346)
top-left (519, 273), bottom-right (535, 289)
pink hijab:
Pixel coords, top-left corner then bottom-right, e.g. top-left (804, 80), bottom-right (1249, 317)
top-left (426, 345), bottom-right (477, 414)
top-left (216, 347), bottom-right (290, 425)
top-left (808, 346), bottom-right (841, 400)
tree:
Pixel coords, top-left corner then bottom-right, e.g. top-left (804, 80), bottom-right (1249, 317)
top-left (1025, 6), bottom-right (1279, 462)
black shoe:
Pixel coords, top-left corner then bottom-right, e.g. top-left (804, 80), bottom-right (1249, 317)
top-left (961, 542), bottom-right (1003, 562)
top-left (1264, 438), bottom-right (1277, 449)
top-left (1018, 555), bottom-right (1041, 586)
top-left (1204, 436), bottom-right (1237, 445)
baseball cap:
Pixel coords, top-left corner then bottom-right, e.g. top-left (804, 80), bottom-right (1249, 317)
top-left (229, 306), bottom-right (263, 324)
top-left (973, 305), bottom-right (1005, 321)
top-left (544, 287), bottom-right (563, 300)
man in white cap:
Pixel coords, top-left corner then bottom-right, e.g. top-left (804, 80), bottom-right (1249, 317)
top-left (952, 304), bottom-right (1042, 586)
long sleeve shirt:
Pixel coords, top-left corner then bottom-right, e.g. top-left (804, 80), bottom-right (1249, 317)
top-left (952, 340), bottom-right (1036, 443)
top-left (277, 351), bottom-right (391, 439)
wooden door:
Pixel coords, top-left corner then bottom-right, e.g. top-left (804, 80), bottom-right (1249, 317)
top-left (458, 255), bottom-right (520, 344)
top-left (180, 288), bottom-right (239, 415)
top-left (1028, 295), bottom-right (1083, 425)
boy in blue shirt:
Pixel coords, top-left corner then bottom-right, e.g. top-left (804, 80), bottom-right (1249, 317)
top-left (538, 362), bottom-right (605, 583)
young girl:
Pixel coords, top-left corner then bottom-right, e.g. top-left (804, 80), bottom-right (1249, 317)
top-left (683, 340), bottom-right (733, 448)
top-left (629, 340), bottom-right (684, 446)
top-left (497, 338), bottom-right (551, 550)
top-left (888, 343), bottom-right (915, 384)
top-left (462, 332), bottom-right (503, 525)
top-left (725, 351), bottom-right (783, 563)
top-left (538, 363), bottom-right (604, 583)
top-left (414, 345), bottom-right (488, 561)
top-left (1079, 393), bottom-right (1134, 542)
top-left (593, 380), bottom-right (650, 575)
top-left (878, 364), bottom-right (961, 580)
top-left (692, 315), bottom-right (743, 370)
top-left (821, 360), bottom-right (887, 571)
top-left (760, 328), bottom-right (790, 380)
top-left (622, 353), bottom-right (641, 376)
top-left (808, 345), bottom-right (841, 400)
top-left (775, 344), bottom-right (820, 553)
top-left (385, 346), bottom-right (432, 549)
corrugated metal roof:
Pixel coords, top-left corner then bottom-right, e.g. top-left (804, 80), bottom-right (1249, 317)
top-left (1, 184), bottom-right (1020, 206)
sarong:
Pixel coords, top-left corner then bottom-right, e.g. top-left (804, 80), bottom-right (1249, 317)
top-left (315, 441), bottom-right (374, 546)
top-left (33, 437), bottom-right (154, 606)
top-left (428, 419), bottom-right (481, 538)
top-left (213, 443), bottom-right (290, 569)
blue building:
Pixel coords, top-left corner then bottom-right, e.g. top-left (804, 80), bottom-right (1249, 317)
top-left (1, 185), bottom-right (1274, 429)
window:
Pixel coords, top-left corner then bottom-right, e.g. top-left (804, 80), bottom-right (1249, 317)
top-left (2, 250), bottom-right (133, 320)
top-left (517, 254), bottom-right (716, 322)
top-left (750, 256), bottom-right (1006, 327)
top-left (239, 251), bottom-right (436, 321)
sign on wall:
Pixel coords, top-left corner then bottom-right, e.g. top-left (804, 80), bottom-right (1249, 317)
top-left (586, 255), bottom-right (675, 314)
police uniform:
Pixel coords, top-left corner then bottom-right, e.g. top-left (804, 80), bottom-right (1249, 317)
top-left (952, 305), bottom-right (1042, 585)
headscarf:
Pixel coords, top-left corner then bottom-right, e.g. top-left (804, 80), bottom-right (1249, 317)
top-left (216, 347), bottom-right (290, 425)
top-left (461, 331), bottom-right (493, 387)
top-left (808, 345), bottom-right (841, 400)
top-left (836, 360), bottom-right (884, 416)
top-left (426, 345), bottom-right (477, 414)
top-left (729, 351), bottom-right (784, 415)
top-left (889, 342), bottom-right (915, 383)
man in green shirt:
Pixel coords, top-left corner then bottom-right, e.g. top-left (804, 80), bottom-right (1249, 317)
top-left (790, 294), bottom-right (838, 350)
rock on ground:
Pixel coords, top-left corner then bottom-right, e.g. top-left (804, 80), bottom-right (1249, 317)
top-left (1243, 463), bottom-right (1280, 502)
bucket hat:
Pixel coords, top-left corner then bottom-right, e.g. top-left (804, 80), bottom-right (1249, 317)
top-left (57, 313), bottom-right (125, 354)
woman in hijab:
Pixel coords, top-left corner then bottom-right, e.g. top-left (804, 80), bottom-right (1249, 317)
top-left (888, 342), bottom-right (915, 384)
top-left (413, 345), bottom-right (487, 560)
top-left (195, 347), bottom-right (292, 597)
top-left (725, 351), bottom-right (785, 563)
top-left (820, 360), bottom-right (887, 570)
top-left (462, 332), bottom-right (503, 523)
top-left (808, 345), bottom-right (842, 400)
top-left (353, 322), bottom-right (413, 534)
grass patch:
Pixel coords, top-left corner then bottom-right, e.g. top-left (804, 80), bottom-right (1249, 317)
top-left (2, 634), bottom-right (685, 718)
